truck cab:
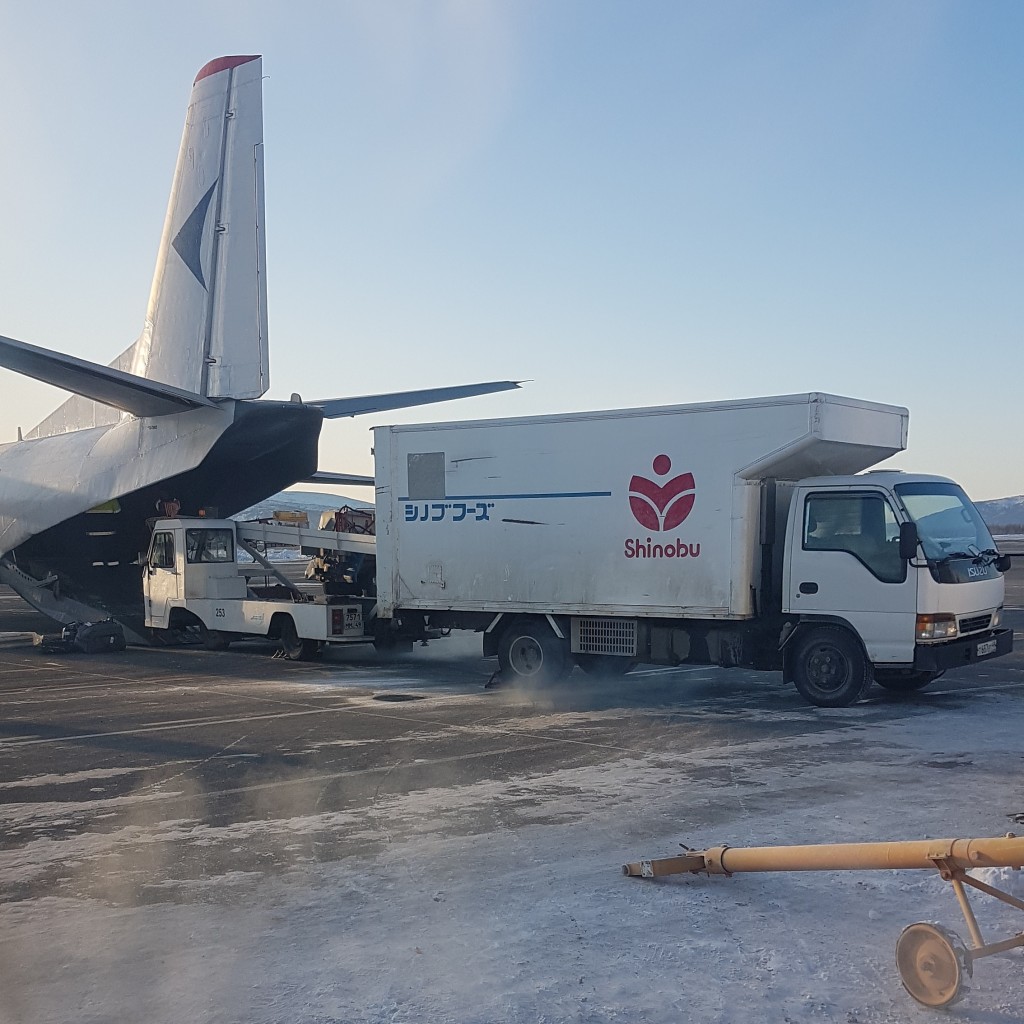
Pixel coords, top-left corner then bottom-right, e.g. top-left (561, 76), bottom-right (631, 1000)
top-left (781, 471), bottom-right (1011, 705)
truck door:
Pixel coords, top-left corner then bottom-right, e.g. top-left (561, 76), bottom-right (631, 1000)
top-left (145, 528), bottom-right (181, 629)
top-left (785, 489), bottom-right (916, 663)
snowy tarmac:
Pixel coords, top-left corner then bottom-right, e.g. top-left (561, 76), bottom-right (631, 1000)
top-left (1, 584), bottom-right (1023, 1023)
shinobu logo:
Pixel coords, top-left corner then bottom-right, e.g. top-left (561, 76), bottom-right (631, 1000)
top-left (628, 455), bottom-right (695, 532)
top-left (624, 455), bottom-right (700, 560)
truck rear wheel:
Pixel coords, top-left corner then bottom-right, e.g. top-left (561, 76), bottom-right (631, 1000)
top-left (498, 620), bottom-right (570, 684)
top-left (792, 626), bottom-right (873, 707)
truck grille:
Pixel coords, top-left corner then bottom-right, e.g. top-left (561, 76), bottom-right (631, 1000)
top-left (959, 614), bottom-right (991, 635)
top-left (572, 617), bottom-right (637, 656)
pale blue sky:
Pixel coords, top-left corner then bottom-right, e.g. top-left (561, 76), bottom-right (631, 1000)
top-left (0, 2), bottom-right (1020, 498)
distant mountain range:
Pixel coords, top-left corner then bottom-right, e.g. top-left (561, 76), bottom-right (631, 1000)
top-left (975, 495), bottom-right (1024, 529)
top-left (235, 489), bottom-right (372, 524)
top-left (239, 490), bottom-right (1024, 530)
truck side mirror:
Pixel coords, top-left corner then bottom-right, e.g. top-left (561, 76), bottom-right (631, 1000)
top-left (995, 553), bottom-right (1012, 573)
top-left (898, 521), bottom-right (919, 561)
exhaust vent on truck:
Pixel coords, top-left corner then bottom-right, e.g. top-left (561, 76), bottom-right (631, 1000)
top-left (572, 617), bottom-right (638, 656)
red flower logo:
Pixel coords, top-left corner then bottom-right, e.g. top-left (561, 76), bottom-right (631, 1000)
top-left (628, 455), bottom-right (695, 532)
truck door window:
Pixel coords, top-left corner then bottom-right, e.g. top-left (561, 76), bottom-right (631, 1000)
top-left (185, 528), bottom-right (235, 563)
top-left (803, 493), bottom-right (905, 583)
top-left (150, 531), bottom-right (175, 569)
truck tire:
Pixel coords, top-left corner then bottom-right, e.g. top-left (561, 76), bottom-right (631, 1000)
top-left (792, 626), bottom-right (873, 707)
top-left (576, 654), bottom-right (637, 677)
top-left (279, 617), bottom-right (320, 661)
top-left (875, 669), bottom-right (943, 693)
top-left (498, 620), bottom-right (570, 684)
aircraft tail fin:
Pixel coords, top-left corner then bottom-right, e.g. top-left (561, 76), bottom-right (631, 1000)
top-left (131, 55), bottom-right (269, 400)
top-left (20, 56), bottom-right (269, 439)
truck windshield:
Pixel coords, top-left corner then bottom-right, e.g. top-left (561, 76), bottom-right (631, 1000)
top-left (185, 528), bottom-right (235, 563)
top-left (894, 482), bottom-right (995, 562)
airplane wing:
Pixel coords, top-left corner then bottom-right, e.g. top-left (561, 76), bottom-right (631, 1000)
top-left (308, 380), bottom-right (521, 419)
top-left (302, 471), bottom-right (375, 487)
top-left (0, 333), bottom-right (216, 418)
top-left (300, 380), bottom-right (524, 486)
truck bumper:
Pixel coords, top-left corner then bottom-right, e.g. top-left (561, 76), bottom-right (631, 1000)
top-left (914, 628), bottom-right (1014, 672)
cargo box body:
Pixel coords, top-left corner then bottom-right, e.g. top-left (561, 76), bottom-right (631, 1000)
top-left (374, 393), bottom-right (908, 622)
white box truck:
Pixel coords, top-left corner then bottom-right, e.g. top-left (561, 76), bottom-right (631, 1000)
top-left (373, 392), bottom-right (1012, 706)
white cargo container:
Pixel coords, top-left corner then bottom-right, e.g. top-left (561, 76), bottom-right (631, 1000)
top-left (374, 393), bottom-right (1012, 706)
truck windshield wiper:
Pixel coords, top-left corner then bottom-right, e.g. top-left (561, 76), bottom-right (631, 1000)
top-left (933, 550), bottom-right (978, 565)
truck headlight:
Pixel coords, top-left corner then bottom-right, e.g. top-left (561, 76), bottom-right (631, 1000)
top-left (992, 607), bottom-right (1002, 628)
top-left (916, 613), bottom-right (957, 641)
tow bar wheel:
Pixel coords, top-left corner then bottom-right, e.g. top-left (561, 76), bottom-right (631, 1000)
top-left (895, 922), bottom-right (970, 1008)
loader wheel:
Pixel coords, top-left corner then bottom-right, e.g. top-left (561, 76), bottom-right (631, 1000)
top-left (575, 654), bottom-right (637, 677)
top-left (791, 626), bottom-right (873, 707)
top-left (498, 620), bottom-right (570, 684)
top-left (279, 617), bottom-right (320, 661)
top-left (874, 669), bottom-right (943, 692)
top-left (201, 627), bottom-right (231, 651)
top-left (171, 612), bottom-right (206, 646)
top-left (895, 922), bottom-right (970, 1008)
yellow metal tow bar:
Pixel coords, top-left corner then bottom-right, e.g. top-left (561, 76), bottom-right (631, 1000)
top-left (623, 834), bottom-right (1024, 1008)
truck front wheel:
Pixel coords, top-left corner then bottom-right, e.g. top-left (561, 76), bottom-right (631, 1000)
top-left (792, 626), bottom-right (873, 707)
top-left (498, 621), bottom-right (570, 684)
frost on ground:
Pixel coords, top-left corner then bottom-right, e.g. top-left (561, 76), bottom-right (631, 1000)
top-left (2, 688), bottom-right (1023, 1024)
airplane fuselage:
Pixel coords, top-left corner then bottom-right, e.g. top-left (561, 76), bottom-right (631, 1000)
top-left (3, 401), bottom-right (323, 636)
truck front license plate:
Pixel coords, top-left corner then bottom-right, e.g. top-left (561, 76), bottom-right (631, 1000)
top-left (976, 639), bottom-right (998, 657)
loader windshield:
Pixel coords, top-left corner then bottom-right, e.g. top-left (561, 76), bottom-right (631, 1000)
top-left (894, 482), bottom-right (995, 562)
top-left (185, 528), bottom-right (235, 563)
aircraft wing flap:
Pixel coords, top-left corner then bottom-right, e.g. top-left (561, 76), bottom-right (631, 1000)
top-left (310, 381), bottom-right (521, 419)
top-left (0, 333), bottom-right (216, 418)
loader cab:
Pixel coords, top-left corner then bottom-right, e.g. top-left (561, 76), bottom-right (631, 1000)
top-left (144, 518), bottom-right (246, 628)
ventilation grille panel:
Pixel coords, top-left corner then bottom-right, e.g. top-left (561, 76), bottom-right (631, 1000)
top-left (959, 614), bottom-right (991, 635)
top-left (572, 617), bottom-right (637, 656)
